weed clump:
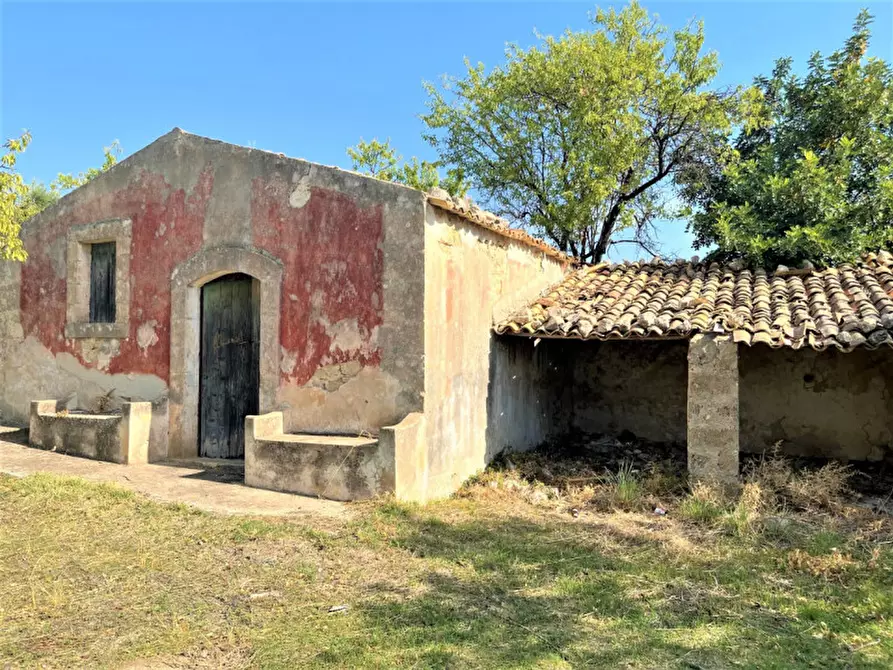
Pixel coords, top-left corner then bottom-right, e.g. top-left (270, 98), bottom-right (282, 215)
top-left (745, 447), bottom-right (851, 511)
top-left (677, 482), bottom-right (727, 524)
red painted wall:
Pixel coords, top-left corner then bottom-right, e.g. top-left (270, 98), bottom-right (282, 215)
top-left (251, 174), bottom-right (384, 385)
top-left (20, 167), bottom-right (211, 380)
top-left (18, 163), bottom-right (385, 387)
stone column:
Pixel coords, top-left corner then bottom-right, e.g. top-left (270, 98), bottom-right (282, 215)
top-left (119, 402), bottom-right (152, 465)
top-left (687, 334), bottom-right (739, 484)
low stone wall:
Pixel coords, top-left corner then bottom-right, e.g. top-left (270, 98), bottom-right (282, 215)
top-left (244, 412), bottom-right (394, 501)
top-left (29, 400), bottom-right (152, 464)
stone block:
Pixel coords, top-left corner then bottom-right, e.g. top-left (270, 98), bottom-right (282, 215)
top-left (380, 412), bottom-right (426, 503)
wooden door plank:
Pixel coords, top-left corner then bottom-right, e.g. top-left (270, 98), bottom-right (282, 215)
top-left (199, 273), bottom-right (260, 459)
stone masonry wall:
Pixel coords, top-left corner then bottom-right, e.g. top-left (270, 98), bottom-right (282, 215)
top-left (739, 345), bottom-right (893, 461)
top-left (567, 340), bottom-right (689, 444)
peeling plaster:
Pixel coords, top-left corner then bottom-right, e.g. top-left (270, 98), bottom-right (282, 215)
top-left (325, 318), bottom-right (368, 354)
top-left (308, 360), bottom-right (362, 392)
top-left (280, 346), bottom-right (298, 376)
top-left (76, 338), bottom-right (122, 372)
top-left (288, 170), bottom-right (313, 209)
top-left (1, 336), bottom-right (166, 416)
top-left (137, 320), bottom-right (160, 355)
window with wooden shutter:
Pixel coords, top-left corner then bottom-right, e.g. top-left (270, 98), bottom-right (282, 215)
top-left (89, 242), bottom-right (117, 323)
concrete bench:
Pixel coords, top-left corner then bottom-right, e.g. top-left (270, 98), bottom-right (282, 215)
top-left (244, 412), bottom-right (389, 501)
top-left (29, 399), bottom-right (152, 465)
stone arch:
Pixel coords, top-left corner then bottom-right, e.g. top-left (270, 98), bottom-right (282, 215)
top-left (168, 247), bottom-right (283, 458)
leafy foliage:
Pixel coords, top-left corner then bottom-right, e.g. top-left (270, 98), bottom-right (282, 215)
top-left (421, 1), bottom-right (736, 262)
top-left (0, 134), bottom-right (119, 261)
top-left (684, 10), bottom-right (893, 267)
top-left (0, 133), bottom-right (34, 261)
top-left (347, 137), bottom-right (467, 196)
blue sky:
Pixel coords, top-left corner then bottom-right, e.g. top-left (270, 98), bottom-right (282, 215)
top-left (3, 1), bottom-right (891, 260)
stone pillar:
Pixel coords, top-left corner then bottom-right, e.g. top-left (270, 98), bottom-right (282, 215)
top-left (687, 334), bottom-right (739, 484)
top-left (119, 402), bottom-right (152, 465)
top-left (29, 400), bottom-right (58, 442)
top-left (244, 411), bottom-right (284, 488)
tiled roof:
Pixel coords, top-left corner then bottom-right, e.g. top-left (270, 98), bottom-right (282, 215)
top-left (495, 252), bottom-right (893, 351)
top-left (426, 189), bottom-right (570, 262)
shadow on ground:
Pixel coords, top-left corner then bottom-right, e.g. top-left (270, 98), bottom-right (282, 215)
top-left (0, 427), bottom-right (28, 446)
top-left (306, 505), bottom-right (893, 669)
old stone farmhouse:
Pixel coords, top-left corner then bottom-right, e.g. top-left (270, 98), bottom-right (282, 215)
top-left (0, 129), bottom-right (568, 501)
top-left (1, 128), bottom-right (891, 501)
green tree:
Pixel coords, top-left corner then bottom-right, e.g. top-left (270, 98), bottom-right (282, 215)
top-left (684, 10), bottom-right (893, 267)
top-left (0, 133), bottom-right (119, 261)
top-left (347, 138), bottom-right (468, 196)
top-left (421, 1), bottom-right (736, 262)
top-left (1, 133), bottom-right (34, 261)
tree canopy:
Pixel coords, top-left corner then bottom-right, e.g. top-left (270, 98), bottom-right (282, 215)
top-left (684, 10), bottom-right (893, 267)
top-left (0, 133), bottom-right (119, 261)
top-left (347, 138), bottom-right (467, 196)
top-left (420, 1), bottom-right (736, 262)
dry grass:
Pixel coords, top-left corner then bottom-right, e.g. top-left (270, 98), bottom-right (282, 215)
top-left (745, 446), bottom-right (852, 511)
top-left (1, 458), bottom-right (893, 669)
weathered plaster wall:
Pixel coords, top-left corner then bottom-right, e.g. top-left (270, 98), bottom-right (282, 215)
top-left (423, 206), bottom-right (568, 499)
top-left (487, 336), bottom-right (571, 456)
top-left (0, 129), bottom-right (426, 460)
top-left (739, 345), bottom-right (893, 461)
top-left (253, 157), bottom-right (426, 435)
top-left (567, 340), bottom-right (689, 444)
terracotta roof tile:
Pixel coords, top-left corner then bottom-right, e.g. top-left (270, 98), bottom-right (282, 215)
top-left (495, 252), bottom-right (893, 351)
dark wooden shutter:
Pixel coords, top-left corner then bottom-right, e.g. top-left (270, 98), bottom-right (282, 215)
top-left (89, 242), bottom-right (116, 323)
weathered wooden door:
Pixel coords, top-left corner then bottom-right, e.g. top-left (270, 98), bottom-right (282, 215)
top-left (199, 273), bottom-right (260, 458)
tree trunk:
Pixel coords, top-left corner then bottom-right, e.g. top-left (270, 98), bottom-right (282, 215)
top-left (591, 205), bottom-right (622, 263)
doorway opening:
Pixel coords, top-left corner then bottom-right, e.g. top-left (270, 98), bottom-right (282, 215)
top-left (199, 273), bottom-right (260, 458)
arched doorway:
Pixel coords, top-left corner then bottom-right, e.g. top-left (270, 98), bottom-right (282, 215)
top-left (199, 273), bottom-right (260, 458)
top-left (168, 247), bottom-right (283, 460)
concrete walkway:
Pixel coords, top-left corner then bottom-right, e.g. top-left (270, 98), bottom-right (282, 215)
top-left (0, 429), bottom-right (346, 519)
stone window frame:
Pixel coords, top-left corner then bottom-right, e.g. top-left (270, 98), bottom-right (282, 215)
top-left (65, 219), bottom-right (132, 339)
top-left (167, 247), bottom-right (282, 459)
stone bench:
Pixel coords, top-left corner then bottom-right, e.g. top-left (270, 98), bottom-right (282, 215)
top-left (244, 411), bottom-right (393, 501)
top-left (29, 400), bottom-right (152, 465)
